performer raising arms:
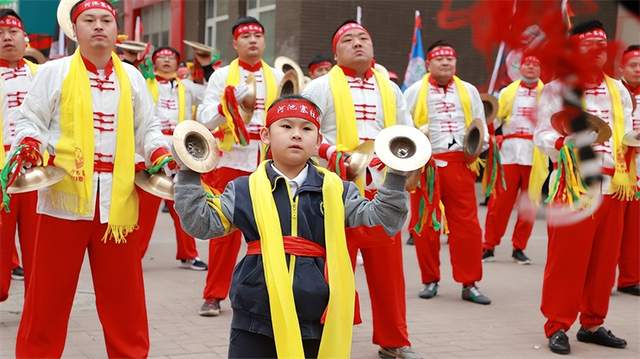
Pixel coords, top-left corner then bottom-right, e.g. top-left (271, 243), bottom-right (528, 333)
top-left (482, 55), bottom-right (545, 264)
top-left (12, 0), bottom-right (170, 357)
top-left (196, 16), bottom-right (283, 317)
top-left (617, 44), bottom-right (640, 297)
top-left (302, 20), bottom-right (421, 359)
top-left (535, 20), bottom-right (633, 355)
top-left (0, 8), bottom-right (39, 302)
top-left (137, 45), bottom-right (207, 270)
top-left (404, 40), bottom-right (491, 305)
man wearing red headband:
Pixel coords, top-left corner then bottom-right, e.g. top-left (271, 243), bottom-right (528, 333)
top-left (136, 46), bottom-right (207, 270)
top-left (0, 8), bottom-right (39, 305)
top-left (482, 55), bottom-right (545, 265)
top-left (196, 16), bottom-right (283, 317)
top-left (11, 0), bottom-right (170, 356)
top-left (617, 44), bottom-right (640, 297)
top-left (302, 20), bottom-right (420, 359)
top-left (404, 40), bottom-right (491, 305)
top-left (307, 54), bottom-right (333, 79)
top-left (535, 20), bottom-right (633, 354)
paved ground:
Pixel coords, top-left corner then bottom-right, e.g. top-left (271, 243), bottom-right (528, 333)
top-left (1, 195), bottom-right (639, 358)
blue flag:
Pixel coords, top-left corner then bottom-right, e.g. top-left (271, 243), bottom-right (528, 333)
top-left (402, 11), bottom-right (427, 91)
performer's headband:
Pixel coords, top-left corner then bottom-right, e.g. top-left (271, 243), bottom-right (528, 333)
top-left (571, 29), bottom-right (607, 43)
top-left (622, 50), bottom-right (640, 66)
top-left (71, 0), bottom-right (116, 23)
top-left (233, 23), bottom-right (263, 39)
top-left (153, 48), bottom-right (179, 63)
top-left (0, 16), bottom-right (23, 31)
top-left (309, 61), bottom-right (332, 74)
top-left (332, 23), bottom-right (370, 53)
top-left (427, 46), bottom-right (457, 61)
top-left (521, 55), bottom-right (540, 66)
top-left (266, 99), bottom-right (320, 130)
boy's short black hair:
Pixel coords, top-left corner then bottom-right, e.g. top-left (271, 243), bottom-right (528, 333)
top-left (570, 20), bottom-right (606, 36)
top-left (0, 9), bottom-right (22, 22)
top-left (231, 16), bottom-right (264, 35)
top-left (427, 40), bottom-right (454, 53)
top-left (624, 45), bottom-right (640, 53)
top-left (152, 46), bottom-right (181, 60)
top-left (268, 95), bottom-right (322, 117)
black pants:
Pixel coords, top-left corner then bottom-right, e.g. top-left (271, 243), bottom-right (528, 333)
top-left (228, 328), bottom-right (321, 358)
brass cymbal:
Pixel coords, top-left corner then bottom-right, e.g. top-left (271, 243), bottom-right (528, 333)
top-left (463, 119), bottom-right (485, 163)
top-left (346, 140), bottom-right (375, 181)
top-left (240, 74), bottom-right (256, 124)
top-left (183, 40), bottom-right (213, 55)
top-left (374, 125), bottom-right (432, 172)
top-left (623, 131), bottom-right (640, 147)
top-left (551, 110), bottom-right (611, 144)
top-left (173, 120), bottom-right (219, 173)
top-left (8, 166), bottom-right (65, 194)
top-left (134, 171), bottom-right (174, 200)
top-left (277, 69), bottom-right (302, 97)
top-left (480, 93), bottom-right (498, 123)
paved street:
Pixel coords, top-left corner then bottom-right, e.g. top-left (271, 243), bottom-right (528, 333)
top-left (1, 196), bottom-right (639, 358)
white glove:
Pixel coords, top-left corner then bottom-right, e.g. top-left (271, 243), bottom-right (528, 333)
top-left (234, 82), bottom-right (249, 102)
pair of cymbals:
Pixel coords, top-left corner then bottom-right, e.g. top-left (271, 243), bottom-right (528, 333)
top-left (550, 110), bottom-right (612, 144)
top-left (8, 166), bottom-right (65, 194)
top-left (375, 125), bottom-right (432, 172)
top-left (480, 93), bottom-right (498, 123)
top-left (134, 172), bottom-right (174, 200)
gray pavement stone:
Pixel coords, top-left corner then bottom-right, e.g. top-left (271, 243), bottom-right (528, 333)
top-left (1, 196), bottom-right (639, 358)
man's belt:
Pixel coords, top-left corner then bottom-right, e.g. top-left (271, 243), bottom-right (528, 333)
top-left (432, 151), bottom-right (466, 162)
top-left (246, 236), bottom-right (326, 257)
top-left (48, 154), bottom-right (147, 173)
top-left (502, 133), bottom-right (533, 141)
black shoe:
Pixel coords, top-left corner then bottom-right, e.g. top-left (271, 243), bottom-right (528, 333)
top-left (482, 249), bottom-right (495, 263)
top-left (161, 202), bottom-right (170, 213)
top-left (461, 285), bottom-right (491, 305)
top-left (618, 284), bottom-right (640, 296)
top-left (576, 327), bottom-right (627, 349)
top-left (548, 330), bottom-right (570, 355)
top-left (11, 266), bottom-right (24, 281)
top-left (406, 236), bottom-right (414, 245)
top-left (180, 257), bottom-right (208, 271)
top-left (418, 282), bottom-right (438, 299)
top-left (378, 346), bottom-right (422, 359)
top-left (199, 299), bottom-right (221, 317)
top-left (512, 249), bottom-right (531, 265)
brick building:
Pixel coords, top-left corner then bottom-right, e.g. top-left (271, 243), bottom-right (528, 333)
top-left (119, 0), bottom-right (632, 88)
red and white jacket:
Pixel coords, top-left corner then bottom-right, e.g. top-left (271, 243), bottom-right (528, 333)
top-left (153, 77), bottom-right (204, 140)
top-left (1, 59), bottom-right (36, 149)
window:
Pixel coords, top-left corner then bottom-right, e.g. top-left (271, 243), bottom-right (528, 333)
top-left (141, 1), bottom-right (170, 47)
top-left (247, 0), bottom-right (276, 63)
top-left (205, 0), bottom-right (230, 61)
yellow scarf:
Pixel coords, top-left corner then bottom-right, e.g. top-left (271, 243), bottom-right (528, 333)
top-left (328, 66), bottom-right (396, 192)
top-left (218, 59), bottom-right (277, 152)
top-left (605, 75), bottom-right (637, 200)
top-left (495, 79), bottom-right (550, 204)
top-left (248, 161), bottom-right (355, 358)
top-left (147, 76), bottom-right (186, 123)
top-left (50, 49), bottom-right (137, 243)
top-left (0, 59), bottom-right (38, 167)
top-left (412, 73), bottom-right (484, 174)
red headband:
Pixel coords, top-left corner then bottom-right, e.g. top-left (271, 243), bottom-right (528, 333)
top-left (571, 29), bottom-right (607, 42)
top-left (233, 23), bottom-right (263, 39)
top-left (0, 16), bottom-right (23, 31)
top-left (309, 61), bottom-right (332, 74)
top-left (427, 46), bottom-right (457, 61)
top-left (153, 48), bottom-right (179, 63)
top-left (266, 99), bottom-right (320, 130)
top-left (522, 55), bottom-right (540, 66)
top-left (332, 23), bottom-right (370, 53)
top-left (622, 50), bottom-right (640, 66)
top-left (71, 0), bottom-right (116, 23)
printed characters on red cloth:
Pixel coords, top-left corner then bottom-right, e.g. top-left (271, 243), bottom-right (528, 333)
top-left (427, 46), bottom-right (457, 61)
top-left (152, 48), bottom-right (179, 63)
top-left (0, 16), bottom-right (23, 30)
top-left (265, 98), bottom-right (320, 129)
top-left (70, 0), bottom-right (116, 23)
top-left (332, 22), bottom-right (370, 53)
top-left (233, 23), bottom-right (264, 39)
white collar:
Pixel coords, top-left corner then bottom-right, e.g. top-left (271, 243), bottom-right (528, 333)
top-left (271, 163), bottom-right (308, 188)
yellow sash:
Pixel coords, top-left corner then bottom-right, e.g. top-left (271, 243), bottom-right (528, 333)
top-left (0, 60), bottom-right (38, 167)
top-left (328, 66), bottom-right (396, 192)
top-left (147, 76), bottom-right (187, 123)
top-left (248, 161), bottom-right (355, 358)
top-left (218, 59), bottom-right (277, 152)
top-left (51, 49), bottom-right (137, 243)
top-left (412, 73), bottom-right (484, 173)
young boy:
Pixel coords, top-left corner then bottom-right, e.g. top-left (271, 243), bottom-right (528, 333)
top-left (174, 95), bottom-right (409, 358)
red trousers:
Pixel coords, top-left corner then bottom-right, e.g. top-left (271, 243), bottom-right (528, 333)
top-left (413, 160), bottom-right (483, 285)
top-left (201, 167), bottom-right (248, 301)
top-left (484, 164), bottom-right (535, 251)
top-left (0, 191), bottom-right (38, 302)
top-left (541, 196), bottom-right (625, 337)
top-left (618, 200), bottom-right (640, 288)
top-left (16, 205), bottom-right (149, 358)
top-left (409, 191), bottom-right (441, 284)
top-left (137, 188), bottom-right (199, 260)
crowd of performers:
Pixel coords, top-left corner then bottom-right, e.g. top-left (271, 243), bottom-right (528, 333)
top-left (0, 0), bottom-right (638, 358)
